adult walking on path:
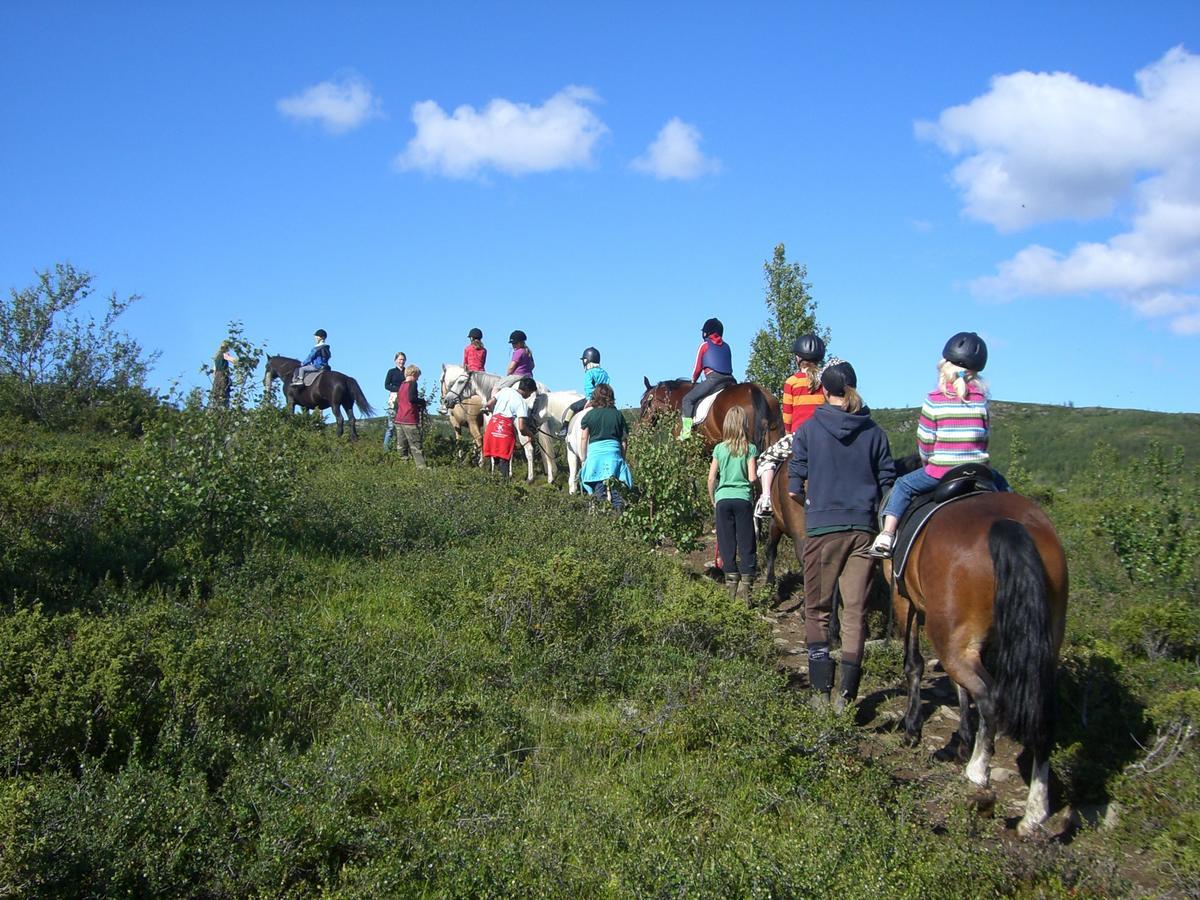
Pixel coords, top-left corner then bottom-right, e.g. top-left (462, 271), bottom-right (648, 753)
top-left (788, 362), bottom-right (895, 711)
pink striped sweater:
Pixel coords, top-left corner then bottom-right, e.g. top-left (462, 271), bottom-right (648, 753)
top-left (916, 386), bottom-right (990, 477)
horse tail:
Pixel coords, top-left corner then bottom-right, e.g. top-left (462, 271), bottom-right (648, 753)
top-left (749, 385), bottom-right (773, 451)
top-left (348, 377), bottom-right (375, 417)
top-left (985, 518), bottom-right (1056, 756)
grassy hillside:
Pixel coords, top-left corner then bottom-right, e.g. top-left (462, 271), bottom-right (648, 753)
top-left (1, 404), bottom-right (1197, 896)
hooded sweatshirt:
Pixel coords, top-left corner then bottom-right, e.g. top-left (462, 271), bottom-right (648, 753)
top-left (787, 403), bottom-right (896, 531)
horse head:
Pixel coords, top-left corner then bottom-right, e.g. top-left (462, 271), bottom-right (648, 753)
top-left (639, 376), bottom-right (681, 422)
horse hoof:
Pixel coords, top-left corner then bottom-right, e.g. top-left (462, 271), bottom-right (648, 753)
top-left (1016, 817), bottom-right (1045, 839)
top-left (902, 729), bottom-right (922, 748)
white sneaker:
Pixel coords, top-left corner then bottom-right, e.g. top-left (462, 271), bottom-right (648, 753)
top-left (869, 532), bottom-right (895, 558)
top-left (754, 496), bottom-right (772, 519)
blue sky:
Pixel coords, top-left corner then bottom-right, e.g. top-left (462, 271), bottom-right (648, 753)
top-left (3, 3), bottom-right (1199, 413)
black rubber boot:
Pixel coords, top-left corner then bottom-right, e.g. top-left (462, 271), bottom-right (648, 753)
top-left (833, 661), bottom-right (862, 714)
top-left (807, 657), bottom-right (834, 709)
top-left (725, 573), bottom-right (740, 599)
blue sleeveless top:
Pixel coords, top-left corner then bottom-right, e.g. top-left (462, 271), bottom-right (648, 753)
top-left (700, 339), bottom-right (732, 376)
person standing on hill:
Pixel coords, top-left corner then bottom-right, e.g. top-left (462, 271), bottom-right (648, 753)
top-left (579, 383), bottom-right (631, 510)
top-left (680, 318), bottom-right (734, 440)
top-left (754, 334), bottom-right (827, 517)
top-left (788, 361), bottom-right (895, 711)
top-left (707, 405), bottom-right (759, 599)
top-left (483, 376), bottom-right (537, 477)
top-left (382, 351), bottom-right (407, 450)
top-left (392, 364), bottom-right (427, 468)
top-left (210, 340), bottom-right (235, 409)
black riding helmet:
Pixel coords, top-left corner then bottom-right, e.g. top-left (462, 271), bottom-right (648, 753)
top-left (581, 347), bottom-right (600, 364)
top-left (509, 329), bottom-right (527, 344)
top-left (314, 329), bottom-right (327, 340)
top-left (942, 332), bottom-right (988, 372)
top-left (702, 317), bottom-right (723, 338)
top-left (792, 334), bottom-right (826, 362)
top-left (468, 327), bottom-right (483, 341)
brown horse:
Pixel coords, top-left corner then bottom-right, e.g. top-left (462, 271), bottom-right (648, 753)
top-left (263, 355), bottom-right (375, 439)
top-left (890, 491), bottom-right (1068, 836)
top-left (639, 377), bottom-right (783, 450)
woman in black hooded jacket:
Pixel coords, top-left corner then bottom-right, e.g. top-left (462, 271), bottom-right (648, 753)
top-left (788, 361), bottom-right (895, 710)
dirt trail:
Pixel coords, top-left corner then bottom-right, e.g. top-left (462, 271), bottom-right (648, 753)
top-left (684, 534), bottom-right (1072, 839)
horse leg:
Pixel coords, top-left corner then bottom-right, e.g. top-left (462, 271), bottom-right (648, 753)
top-left (933, 683), bottom-right (976, 763)
top-left (939, 648), bottom-right (996, 788)
top-left (898, 599), bottom-right (925, 746)
top-left (764, 519), bottom-right (782, 587)
top-left (333, 403), bottom-right (345, 437)
top-left (1019, 757), bottom-right (1052, 837)
top-left (567, 446), bottom-right (579, 495)
top-left (346, 400), bottom-right (357, 441)
top-left (539, 431), bottom-right (556, 484)
top-left (523, 436), bottom-right (535, 482)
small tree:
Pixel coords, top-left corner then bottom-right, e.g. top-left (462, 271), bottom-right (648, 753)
top-left (0, 263), bottom-right (158, 427)
top-left (745, 243), bottom-right (828, 395)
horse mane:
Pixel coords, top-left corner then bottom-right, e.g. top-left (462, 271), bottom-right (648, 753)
top-left (654, 378), bottom-right (693, 391)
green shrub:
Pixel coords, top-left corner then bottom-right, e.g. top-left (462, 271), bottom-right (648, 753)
top-left (105, 405), bottom-right (310, 584)
top-left (620, 419), bottom-right (709, 550)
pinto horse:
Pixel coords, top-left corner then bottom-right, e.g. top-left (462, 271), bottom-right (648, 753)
top-left (639, 377), bottom-right (783, 451)
top-left (263, 355), bottom-right (374, 439)
top-left (890, 491), bottom-right (1068, 837)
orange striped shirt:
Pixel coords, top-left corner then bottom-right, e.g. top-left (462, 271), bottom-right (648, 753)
top-left (782, 373), bottom-right (823, 433)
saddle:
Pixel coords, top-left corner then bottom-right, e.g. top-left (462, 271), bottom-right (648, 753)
top-left (292, 370), bottom-right (326, 388)
top-left (891, 463), bottom-right (997, 595)
top-left (693, 388), bottom-right (726, 425)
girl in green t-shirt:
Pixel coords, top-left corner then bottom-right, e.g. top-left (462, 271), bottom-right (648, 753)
top-left (707, 406), bottom-right (759, 599)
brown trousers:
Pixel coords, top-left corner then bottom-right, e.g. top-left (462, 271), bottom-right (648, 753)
top-left (802, 530), bottom-right (874, 665)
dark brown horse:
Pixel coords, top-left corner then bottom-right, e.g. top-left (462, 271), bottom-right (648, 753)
top-left (639, 377), bottom-right (783, 451)
top-left (263, 355), bottom-right (375, 440)
top-left (762, 469), bottom-right (806, 587)
top-left (890, 491), bottom-right (1068, 836)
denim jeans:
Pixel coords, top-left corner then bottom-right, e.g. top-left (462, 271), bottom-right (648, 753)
top-left (587, 481), bottom-right (624, 513)
top-left (882, 468), bottom-right (941, 519)
top-left (382, 411), bottom-right (397, 449)
top-left (883, 467), bottom-right (1013, 519)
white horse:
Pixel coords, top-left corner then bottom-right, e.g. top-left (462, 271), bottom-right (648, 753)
top-left (514, 388), bottom-right (577, 484)
top-left (563, 398), bottom-right (587, 495)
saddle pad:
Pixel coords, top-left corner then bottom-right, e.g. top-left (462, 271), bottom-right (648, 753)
top-left (892, 491), bottom-right (980, 596)
top-left (693, 389), bottom-right (723, 425)
top-left (294, 371), bottom-right (325, 387)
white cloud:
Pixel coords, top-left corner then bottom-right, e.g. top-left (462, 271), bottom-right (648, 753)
top-left (394, 86), bottom-right (607, 178)
top-left (277, 76), bottom-right (382, 134)
top-left (920, 47), bottom-right (1200, 333)
top-left (631, 118), bottom-right (720, 180)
